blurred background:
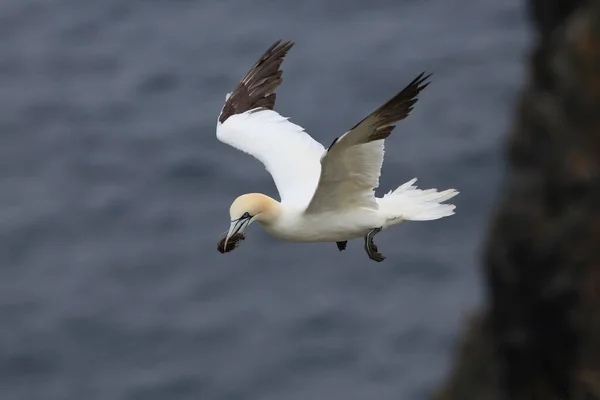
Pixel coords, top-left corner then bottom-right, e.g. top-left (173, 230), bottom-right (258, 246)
top-left (4, 0), bottom-right (598, 399)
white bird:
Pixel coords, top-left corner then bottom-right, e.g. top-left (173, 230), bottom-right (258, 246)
top-left (216, 40), bottom-right (458, 262)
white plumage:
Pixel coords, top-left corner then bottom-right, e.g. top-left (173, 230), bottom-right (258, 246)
top-left (217, 109), bottom-right (324, 208)
top-left (215, 40), bottom-right (458, 262)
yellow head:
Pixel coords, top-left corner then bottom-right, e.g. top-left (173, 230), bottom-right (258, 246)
top-left (222, 193), bottom-right (281, 251)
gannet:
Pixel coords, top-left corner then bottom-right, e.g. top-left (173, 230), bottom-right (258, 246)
top-left (216, 40), bottom-right (458, 262)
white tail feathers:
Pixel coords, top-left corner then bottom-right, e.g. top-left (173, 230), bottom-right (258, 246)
top-left (378, 178), bottom-right (459, 222)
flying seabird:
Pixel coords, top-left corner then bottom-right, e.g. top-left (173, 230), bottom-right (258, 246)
top-left (215, 40), bottom-right (458, 262)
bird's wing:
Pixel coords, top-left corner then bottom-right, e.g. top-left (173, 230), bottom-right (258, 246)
top-left (216, 40), bottom-right (325, 207)
top-left (304, 73), bottom-right (431, 214)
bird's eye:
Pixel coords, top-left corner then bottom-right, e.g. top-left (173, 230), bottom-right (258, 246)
top-left (242, 212), bottom-right (251, 219)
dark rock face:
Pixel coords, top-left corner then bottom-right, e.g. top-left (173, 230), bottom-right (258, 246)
top-left (436, 1), bottom-right (600, 399)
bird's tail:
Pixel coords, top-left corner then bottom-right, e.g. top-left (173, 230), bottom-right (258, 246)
top-left (377, 178), bottom-right (458, 223)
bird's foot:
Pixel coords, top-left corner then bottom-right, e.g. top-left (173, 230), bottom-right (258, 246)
top-left (364, 227), bottom-right (385, 262)
top-left (336, 241), bottom-right (347, 251)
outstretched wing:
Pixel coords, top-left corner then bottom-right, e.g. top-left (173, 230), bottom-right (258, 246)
top-left (304, 73), bottom-right (431, 214)
top-left (216, 40), bottom-right (325, 207)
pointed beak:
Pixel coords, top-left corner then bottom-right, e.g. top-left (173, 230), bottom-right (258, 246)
top-left (224, 217), bottom-right (251, 250)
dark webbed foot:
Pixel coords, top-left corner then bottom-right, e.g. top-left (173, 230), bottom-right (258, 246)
top-left (336, 241), bottom-right (347, 251)
top-left (364, 227), bottom-right (385, 262)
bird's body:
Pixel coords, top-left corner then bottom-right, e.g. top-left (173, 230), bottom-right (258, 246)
top-left (215, 40), bottom-right (458, 262)
top-left (263, 206), bottom-right (382, 243)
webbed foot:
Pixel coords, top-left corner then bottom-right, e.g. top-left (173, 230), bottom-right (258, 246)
top-left (364, 227), bottom-right (385, 262)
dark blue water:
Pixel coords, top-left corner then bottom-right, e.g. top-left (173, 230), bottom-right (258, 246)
top-left (0, 0), bottom-right (530, 399)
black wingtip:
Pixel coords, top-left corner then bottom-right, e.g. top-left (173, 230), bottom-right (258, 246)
top-left (219, 39), bottom-right (296, 124)
top-left (410, 71), bottom-right (433, 92)
top-left (265, 40), bottom-right (295, 59)
top-left (354, 70), bottom-right (434, 140)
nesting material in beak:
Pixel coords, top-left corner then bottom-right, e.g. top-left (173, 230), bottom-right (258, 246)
top-left (217, 232), bottom-right (246, 253)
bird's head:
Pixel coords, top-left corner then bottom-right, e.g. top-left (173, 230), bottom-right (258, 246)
top-left (218, 193), bottom-right (280, 253)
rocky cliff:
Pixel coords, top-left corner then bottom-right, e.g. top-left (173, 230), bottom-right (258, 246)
top-left (435, 1), bottom-right (600, 399)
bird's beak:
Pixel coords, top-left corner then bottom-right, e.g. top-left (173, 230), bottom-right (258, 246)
top-left (224, 216), bottom-right (251, 250)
